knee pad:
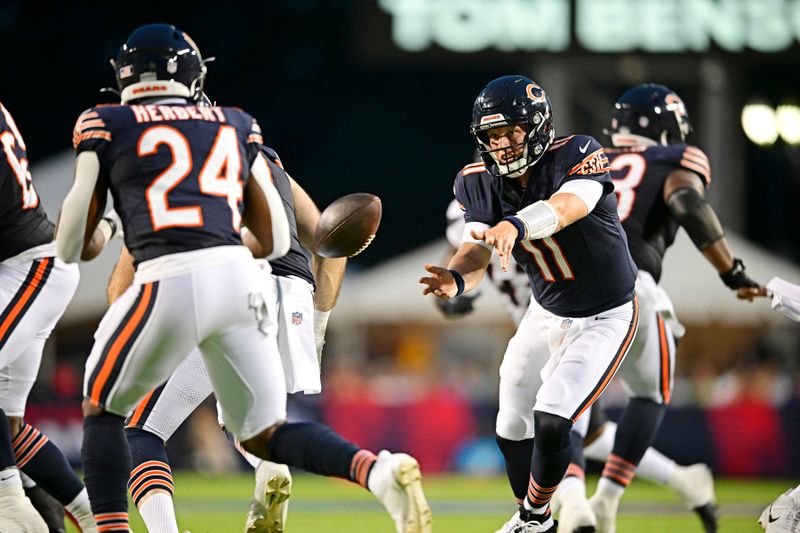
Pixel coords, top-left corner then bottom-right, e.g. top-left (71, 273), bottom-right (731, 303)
top-left (533, 411), bottom-right (572, 453)
top-left (496, 409), bottom-right (533, 440)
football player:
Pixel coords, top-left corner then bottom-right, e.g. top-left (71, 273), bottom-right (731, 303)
top-left (760, 485), bottom-right (800, 532)
top-left (421, 75), bottom-right (640, 533)
top-left (586, 83), bottom-right (765, 533)
top-left (0, 102), bottom-right (97, 532)
top-left (56, 24), bottom-right (430, 533)
top-left (119, 146), bottom-right (423, 533)
top-left (441, 198), bottom-right (719, 533)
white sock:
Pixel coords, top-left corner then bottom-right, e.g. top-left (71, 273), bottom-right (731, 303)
top-left (558, 475), bottom-right (586, 497)
top-left (0, 467), bottom-right (23, 493)
top-left (584, 421), bottom-right (676, 485)
top-left (66, 488), bottom-right (96, 531)
top-left (138, 492), bottom-right (180, 533)
top-left (596, 477), bottom-right (625, 499)
top-left (522, 498), bottom-right (550, 515)
top-left (584, 422), bottom-right (615, 463)
top-left (637, 447), bottom-right (677, 485)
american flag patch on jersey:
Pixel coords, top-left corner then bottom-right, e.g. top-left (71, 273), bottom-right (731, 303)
top-left (291, 311), bottom-right (303, 325)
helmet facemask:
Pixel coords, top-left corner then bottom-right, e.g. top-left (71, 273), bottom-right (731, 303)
top-left (473, 109), bottom-right (553, 178)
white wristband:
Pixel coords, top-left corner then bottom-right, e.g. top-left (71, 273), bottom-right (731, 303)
top-left (97, 218), bottom-right (114, 244)
top-left (314, 309), bottom-right (331, 353)
top-left (515, 201), bottom-right (558, 240)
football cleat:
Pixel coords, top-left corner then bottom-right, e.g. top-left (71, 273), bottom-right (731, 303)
top-left (588, 492), bottom-right (619, 533)
top-left (758, 488), bottom-right (800, 532)
top-left (0, 482), bottom-right (49, 533)
top-left (245, 461), bottom-right (292, 533)
top-left (368, 451), bottom-right (432, 533)
top-left (666, 464), bottom-right (719, 533)
top-left (552, 485), bottom-right (597, 533)
top-left (494, 508), bottom-right (557, 533)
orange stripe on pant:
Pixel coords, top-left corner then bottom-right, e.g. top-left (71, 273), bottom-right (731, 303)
top-left (127, 389), bottom-right (156, 428)
top-left (90, 283), bottom-right (154, 405)
top-left (657, 315), bottom-right (671, 404)
top-left (0, 258), bottom-right (50, 343)
top-left (572, 297), bottom-right (640, 422)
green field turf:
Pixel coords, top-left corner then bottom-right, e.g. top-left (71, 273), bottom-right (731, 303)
top-left (66, 473), bottom-right (792, 532)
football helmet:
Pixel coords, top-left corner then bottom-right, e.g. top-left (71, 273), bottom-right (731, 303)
top-left (470, 75), bottom-right (555, 178)
top-left (609, 83), bottom-right (692, 147)
top-left (114, 23), bottom-right (208, 104)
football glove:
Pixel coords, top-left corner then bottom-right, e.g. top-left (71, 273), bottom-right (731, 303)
top-left (720, 258), bottom-right (759, 290)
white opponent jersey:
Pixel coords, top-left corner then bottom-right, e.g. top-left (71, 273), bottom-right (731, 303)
top-left (446, 199), bottom-right (531, 324)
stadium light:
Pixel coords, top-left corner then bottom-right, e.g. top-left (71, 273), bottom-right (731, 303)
top-left (776, 105), bottom-right (800, 145)
top-left (741, 104), bottom-right (779, 146)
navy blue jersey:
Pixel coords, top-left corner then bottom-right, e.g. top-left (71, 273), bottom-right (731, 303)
top-left (261, 146), bottom-right (314, 287)
top-left (0, 103), bottom-right (54, 261)
top-left (454, 135), bottom-right (637, 317)
top-left (73, 102), bottom-right (264, 265)
top-left (606, 143), bottom-right (711, 283)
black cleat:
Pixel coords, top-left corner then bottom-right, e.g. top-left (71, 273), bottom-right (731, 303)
top-left (24, 485), bottom-right (66, 533)
top-left (693, 503), bottom-right (719, 533)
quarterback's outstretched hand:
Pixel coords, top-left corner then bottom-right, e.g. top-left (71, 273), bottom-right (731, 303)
top-left (737, 286), bottom-right (768, 302)
top-left (471, 220), bottom-right (518, 272)
top-left (420, 264), bottom-right (458, 299)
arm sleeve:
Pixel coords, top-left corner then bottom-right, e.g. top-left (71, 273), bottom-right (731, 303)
top-left (665, 187), bottom-right (724, 249)
top-left (250, 152), bottom-right (291, 260)
top-left (56, 152), bottom-right (101, 263)
top-left (445, 200), bottom-right (466, 249)
top-left (554, 179), bottom-right (604, 212)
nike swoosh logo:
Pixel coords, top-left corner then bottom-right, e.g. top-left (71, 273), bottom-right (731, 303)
top-left (579, 140), bottom-right (592, 153)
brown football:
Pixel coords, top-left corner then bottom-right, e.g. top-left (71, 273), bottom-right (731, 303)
top-left (313, 193), bottom-right (382, 258)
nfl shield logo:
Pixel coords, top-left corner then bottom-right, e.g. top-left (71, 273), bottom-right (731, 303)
top-left (291, 312), bottom-right (303, 325)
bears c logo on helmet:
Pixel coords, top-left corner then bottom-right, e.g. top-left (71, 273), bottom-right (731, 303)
top-left (526, 83), bottom-right (547, 104)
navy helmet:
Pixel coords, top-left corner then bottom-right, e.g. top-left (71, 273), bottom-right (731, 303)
top-left (610, 83), bottom-right (692, 147)
top-left (114, 23), bottom-right (208, 104)
top-left (470, 75), bottom-right (555, 178)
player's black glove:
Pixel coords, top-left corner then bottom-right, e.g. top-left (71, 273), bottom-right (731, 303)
top-left (435, 292), bottom-right (480, 318)
top-left (719, 258), bottom-right (759, 290)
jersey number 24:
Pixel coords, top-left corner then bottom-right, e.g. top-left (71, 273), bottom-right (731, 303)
top-left (138, 125), bottom-right (244, 231)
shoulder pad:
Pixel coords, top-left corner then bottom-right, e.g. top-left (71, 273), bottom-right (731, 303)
top-left (72, 106), bottom-right (113, 149)
top-left (647, 144), bottom-right (711, 186)
top-left (553, 135), bottom-right (608, 177)
top-left (460, 161), bottom-right (487, 176)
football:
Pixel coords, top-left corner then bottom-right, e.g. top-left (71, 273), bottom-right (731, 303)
top-left (313, 193), bottom-right (382, 258)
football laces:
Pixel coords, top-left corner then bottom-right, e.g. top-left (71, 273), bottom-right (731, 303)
top-left (349, 234), bottom-right (376, 257)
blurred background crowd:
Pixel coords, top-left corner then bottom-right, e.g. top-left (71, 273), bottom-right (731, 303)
top-left (3, 0), bottom-right (799, 478)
